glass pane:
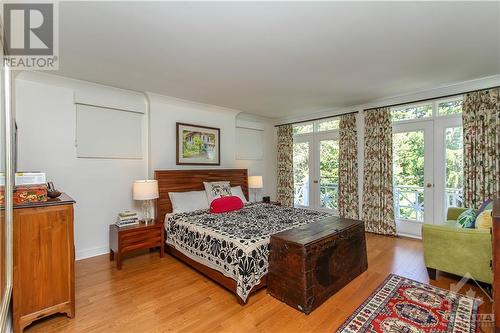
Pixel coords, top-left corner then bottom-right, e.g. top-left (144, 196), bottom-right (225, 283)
top-left (393, 131), bottom-right (425, 222)
top-left (293, 123), bottom-right (313, 135)
top-left (317, 119), bottom-right (339, 131)
top-left (438, 98), bottom-right (463, 116)
top-left (293, 142), bottom-right (309, 206)
top-left (445, 126), bottom-right (464, 209)
top-left (391, 104), bottom-right (432, 122)
top-left (319, 140), bottom-right (339, 209)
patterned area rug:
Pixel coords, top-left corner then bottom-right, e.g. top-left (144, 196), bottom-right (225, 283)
top-left (336, 274), bottom-right (480, 333)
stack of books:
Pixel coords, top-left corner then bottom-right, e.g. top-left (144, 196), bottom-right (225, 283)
top-left (116, 211), bottom-right (139, 227)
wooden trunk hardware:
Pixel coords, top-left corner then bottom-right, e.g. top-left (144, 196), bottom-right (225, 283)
top-left (493, 199), bottom-right (499, 333)
top-left (13, 193), bottom-right (75, 333)
top-left (268, 217), bottom-right (368, 314)
top-left (109, 221), bottom-right (164, 270)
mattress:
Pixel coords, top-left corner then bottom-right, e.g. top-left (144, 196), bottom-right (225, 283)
top-left (164, 203), bottom-right (332, 301)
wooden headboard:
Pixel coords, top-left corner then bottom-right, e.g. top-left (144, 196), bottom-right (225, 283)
top-left (154, 169), bottom-right (249, 222)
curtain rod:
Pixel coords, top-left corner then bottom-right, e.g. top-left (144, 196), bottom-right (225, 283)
top-left (274, 110), bottom-right (358, 128)
top-left (363, 85), bottom-right (500, 112)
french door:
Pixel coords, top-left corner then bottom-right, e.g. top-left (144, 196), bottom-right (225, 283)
top-left (293, 131), bottom-right (339, 212)
top-left (392, 121), bottom-right (434, 237)
top-left (392, 116), bottom-right (463, 237)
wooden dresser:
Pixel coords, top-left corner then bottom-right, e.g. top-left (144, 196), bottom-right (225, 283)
top-left (13, 193), bottom-right (75, 333)
top-left (493, 199), bottom-right (499, 333)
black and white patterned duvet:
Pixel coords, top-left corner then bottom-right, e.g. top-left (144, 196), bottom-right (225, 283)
top-left (165, 203), bottom-right (332, 301)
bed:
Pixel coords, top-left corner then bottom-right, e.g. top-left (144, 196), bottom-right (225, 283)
top-left (155, 169), bottom-right (331, 304)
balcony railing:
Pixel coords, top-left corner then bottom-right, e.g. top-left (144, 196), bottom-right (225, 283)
top-left (294, 181), bottom-right (463, 219)
top-left (294, 180), bottom-right (339, 209)
top-left (394, 185), bottom-right (463, 222)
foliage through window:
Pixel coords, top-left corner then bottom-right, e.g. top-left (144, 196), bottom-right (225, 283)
top-left (319, 140), bottom-right (339, 209)
top-left (445, 126), bottom-right (463, 208)
top-left (317, 119), bottom-right (340, 131)
top-left (393, 130), bottom-right (425, 222)
top-left (438, 98), bottom-right (463, 116)
top-left (293, 142), bottom-right (309, 206)
top-left (292, 123), bottom-right (313, 135)
top-left (391, 104), bottom-right (432, 122)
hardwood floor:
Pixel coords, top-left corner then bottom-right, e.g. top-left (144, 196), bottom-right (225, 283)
top-left (25, 234), bottom-right (493, 333)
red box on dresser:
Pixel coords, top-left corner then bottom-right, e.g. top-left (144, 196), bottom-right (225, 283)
top-left (267, 217), bottom-right (368, 314)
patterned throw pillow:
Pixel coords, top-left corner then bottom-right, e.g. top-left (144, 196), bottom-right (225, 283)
top-left (475, 209), bottom-right (493, 229)
top-left (477, 199), bottom-right (493, 215)
top-left (456, 208), bottom-right (476, 228)
top-left (203, 181), bottom-right (232, 203)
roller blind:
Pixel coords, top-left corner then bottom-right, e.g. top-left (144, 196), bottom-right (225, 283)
top-left (76, 104), bottom-right (142, 159)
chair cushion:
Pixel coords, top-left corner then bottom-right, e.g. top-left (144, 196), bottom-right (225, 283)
top-left (456, 208), bottom-right (476, 228)
top-left (476, 209), bottom-right (493, 229)
top-left (445, 220), bottom-right (458, 227)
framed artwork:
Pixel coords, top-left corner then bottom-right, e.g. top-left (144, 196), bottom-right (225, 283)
top-left (176, 122), bottom-right (220, 165)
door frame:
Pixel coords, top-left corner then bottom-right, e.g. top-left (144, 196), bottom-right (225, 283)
top-left (392, 120), bottom-right (434, 237)
top-left (313, 131), bottom-right (340, 213)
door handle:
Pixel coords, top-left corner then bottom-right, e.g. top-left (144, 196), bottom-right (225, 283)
top-left (426, 183), bottom-right (433, 188)
top-left (313, 180), bottom-right (319, 184)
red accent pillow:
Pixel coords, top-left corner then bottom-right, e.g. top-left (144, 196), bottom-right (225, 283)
top-left (210, 196), bottom-right (244, 214)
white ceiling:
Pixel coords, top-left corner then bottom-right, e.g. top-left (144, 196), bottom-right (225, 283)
top-left (56, 1), bottom-right (500, 119)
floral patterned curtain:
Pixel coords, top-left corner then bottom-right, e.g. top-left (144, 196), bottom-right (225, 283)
top-left (362, 108), bottom-right (396, 235)
top-left (276, 125), bottom-right (294, 207)
top-left (338, 114), bottom-right (359, 219)
top-left (463, 87), bottom-right (500, 208)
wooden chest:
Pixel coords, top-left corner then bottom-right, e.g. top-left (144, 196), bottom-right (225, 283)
top-left (268, 217), bottom-right (367, 314)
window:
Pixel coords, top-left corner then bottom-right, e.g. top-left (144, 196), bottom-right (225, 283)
top-left (293, 142), bottom-right (310, 206)
top-left (292, 116), bottom-right (341, 211)
top-left (391, 103), bottom-right (433, 122)
top-left (293, 123), bottom-right (313, 135)
top-left (319, 139), bottom-right (339, 209)
top-left (391, 95), bottom-right (463, 123)
top-left (317, 119), bottom-right (339, 131)
top-left (438, 97), bottom-right (463, 116)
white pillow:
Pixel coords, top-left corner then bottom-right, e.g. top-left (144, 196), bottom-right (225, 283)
top-left (231, 186), bottom-right (248, 203)
top-left (169, 190), bottom-right (209, 213)
top-left (203, 181), bottom-right (232, 203)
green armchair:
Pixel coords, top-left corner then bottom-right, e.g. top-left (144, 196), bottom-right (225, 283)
top-left (422, 207), bottom-right (492, 284)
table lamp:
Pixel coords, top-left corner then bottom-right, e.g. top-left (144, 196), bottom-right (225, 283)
top-left (248, 176), bottom-right (263, 202)
top-left (133, 180), bottom-right (159, 223)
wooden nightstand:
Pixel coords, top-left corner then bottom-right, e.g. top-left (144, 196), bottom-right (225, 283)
top-left (109, 221), bottom-right (164, 270)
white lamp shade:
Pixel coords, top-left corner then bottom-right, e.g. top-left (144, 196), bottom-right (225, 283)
top-left (133, 180), bottom-right (159, 200)
top-left (248, 176), bottom-right (263, 189)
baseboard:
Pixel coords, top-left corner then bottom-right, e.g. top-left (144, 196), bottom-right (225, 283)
top-left (397, 232), bottom-right (422, 240)
top-left (76, 246), bottom-right (109, 261)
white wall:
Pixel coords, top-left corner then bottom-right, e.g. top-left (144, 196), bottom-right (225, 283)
top-left (235, 113), bottom-right (277, 201)
top-left (15, 72), bottom-right (149, 260)
top-left (15, 75), bottom-right (278, 260)
top-left (147, 93), bottom-right (277, 201)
